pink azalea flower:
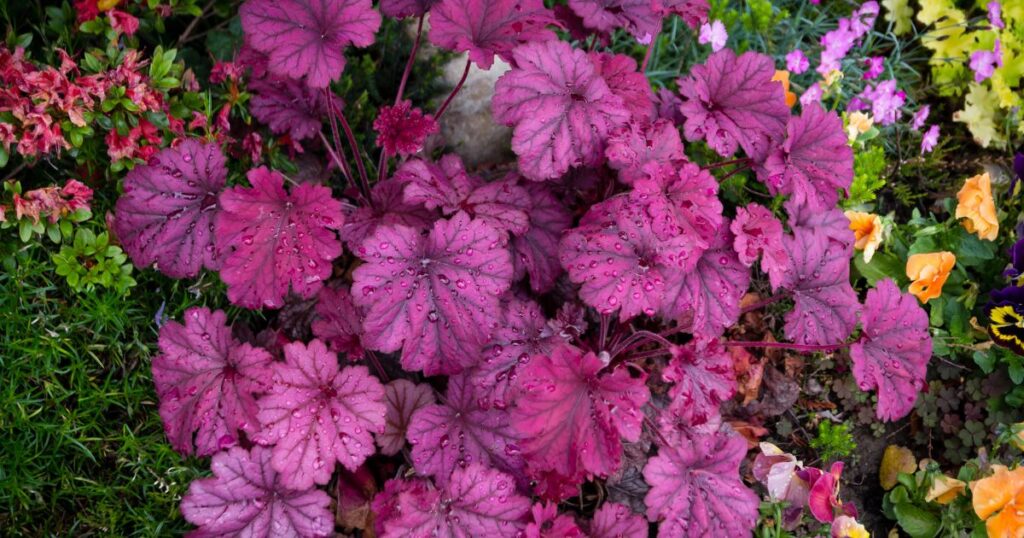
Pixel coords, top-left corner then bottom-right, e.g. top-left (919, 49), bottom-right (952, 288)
top-left (911, 105), bottom-right (930, 131)
top-left (785, 49), bottom-right (809, 74)
top-left (805, 462), bottom-right (857, 523)
top-left (989, 1), bottom-right (1004, 29)
top-left (969, 39), bottom-right (1003, 83)
top-left (108, 10), bottom-right (140, 36)
top-left (698, 20), bottom-right (727, 52)
top-left (862, 56), bottom-right (884, 80)
top-left (921, 124), bottom-right (939, 154)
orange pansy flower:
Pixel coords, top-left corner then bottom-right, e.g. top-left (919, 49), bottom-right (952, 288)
top-left (845, 211), bottom-right (883, 262)
top-left (956, 172), bottom-right (999, 241)
top-left (772, 70), bottom-right (797, 108)
top-left (971, 465), bottom-right (1024, 538)
top-left (906, 252), bottom-right (955, 303)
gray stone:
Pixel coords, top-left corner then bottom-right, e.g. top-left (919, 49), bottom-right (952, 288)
top-left (436, 55), bottom-right (513, 169)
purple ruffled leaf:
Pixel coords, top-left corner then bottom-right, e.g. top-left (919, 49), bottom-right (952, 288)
top-left (568, 0), bottom-right (663, 43)
top-left (113, 139), bottom-right (226, 278)
top-left (408, 373), bottom-right (526, 486)
top-left (663, 337), bottom-right (736, 428)
top-left (380, 0), bottom-right (438, 18)
top-left (252, 339), bottom-right (386, 490)
top-left (643, 430), bottom-right (759, 537)
top-left (493, 40), bottom-right (630, 181)
top-left (377, 464), bottom-right (531, 537)
top-left (311, 285), bottom-right (364, 358)
top-left (678, 49), bottom-right (789, 158)
top-left (429, 0), bottom-right (558, 70)
top-left (778, 227), bottom-right (860, 346)
top-left (512, 182), bottom-right (573, 293)
top-left (248, 76), bottom-right (337, 142)
top-left (470, 296), bottom-right (561, 410)
top-left (731, 203), bottom-right (789, 282)
top-left (851, 279), bottom-right (932, 421)
top-left (339, 176), bottom-right (436, 251)
top-left (660, 0), bottom-right (709, 28)
top-left (630, 160), bottom-right (722, 243)
top-left (152, 307), bottom-right (274, 457)
top-left (758, 104), bottom-right (853, 210)
top-left (560, 198), bottom-right (699, 321)
top-left (589, 51), bottom-right (656, 122)
top-left (378, 379), bottom-right (435, 456)
top-left (660, 222), bottom-right (750, 338)
top-left (590, 502), bottom-right (648, 538)
top-left (351, 212), bottom-right (514, 375)
top-left (180, 446), bottom-right (333, 538)
top-left (606, 119), bottom-right (686, 185)
top-left (240, 0), bottom-right (381, 88)
top-left (511, 344), bottom-right (650, 483)
top-left (400, 155), bottom-right (531, 235)
top-left (215, 167), bottom-right (345, 309)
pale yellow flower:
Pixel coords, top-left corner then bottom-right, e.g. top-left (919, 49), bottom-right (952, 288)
top-left (926, 475), bottom-right (966, 505)
top-left (846, 112), bottom-right (874, 143)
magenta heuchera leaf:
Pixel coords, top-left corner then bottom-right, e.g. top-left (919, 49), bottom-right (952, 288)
top-left (377, 464), bottom-right (531, 537)
top-left (660, 222), bottom-right (751, 338)
top-left (407, 373), bottom-right (525, 485)
top-left (378, 378), bottom-right (435, 456)
top-left (493, 40), bottom-right (630, 181)
top-left (373, 100), bottom-right (439, 157)
top-left (114, 139), bottom-right (226, 279)
top-left (512, 182), bottom-right (572, 293)
top-left (606, 119), bottom-right (686, 185)
top-left (660, 0), bottom-right (709, 28)
top-left (239, 0), bottom-right (382, 88)
top-left (429, 0), bottom-right (558, 70)
top-left (380, 0), bottom-right (438, 18)
top-left (511, 344), bottom-right (650, 483)
top-left (778, 227), bottom-right (860, 346)
top-left (526, 502), bottom-right (585, 538)
top-left (630, 160), bottom-right (722, 243)
top-left (252, 339), bottom-right (386, 490)
top-left (248, 76), bottom-right (337, 141)
top-left (152, 307), bottom-right (274, 457)
top-left (339, 176), bottom-right (435, 251)
top-left (399, 155), bottom-right (531, 235)
top-left (851, 279), bottom-right (932, 421)
top-left (561, 198), bottom-right (699, 320)
top-left (311, 285), bottom-right (364, 358)
top-left (662, 337), bottom-right (736, 428)
top-left (180, 446), bottom-right (333, 538)
top-left (215, 167), bottom-right (345, 309)
top-left (590, 502), bottom-right (648, 538)
top-left (678, 49), bottom-right (789, 158)
top-left (351, 212), bottom-right (514, 375)
top-left (758, 104), bottom-right (854, 210)
top-left (730, 203), bottom-right (789, 278)
top-left (568, 0), bottom-right (663, 43)
top-left (643, 430), bottom-right (759, 537)
top-left (785, 198), bottom-right (854, 255)
top-left (470, 296), bottom-right (560, 409)
top-left (589, 52), bottom-right (656, 121)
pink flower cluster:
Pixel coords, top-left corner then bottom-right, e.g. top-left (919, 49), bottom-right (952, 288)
top-left (3, 179), bottom-right (93, 224)
top-left (0, 46), bottom-right (166, 162)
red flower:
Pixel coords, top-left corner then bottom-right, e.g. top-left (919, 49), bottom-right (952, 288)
top-left (373, 100), bottom-right (438, 157)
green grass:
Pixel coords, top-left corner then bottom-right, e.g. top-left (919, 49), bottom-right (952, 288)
top-left (0, 245), bottom-right (206, 535)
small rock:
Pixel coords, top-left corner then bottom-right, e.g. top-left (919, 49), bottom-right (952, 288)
top-left (437, 55), bottom-right (513, 169)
